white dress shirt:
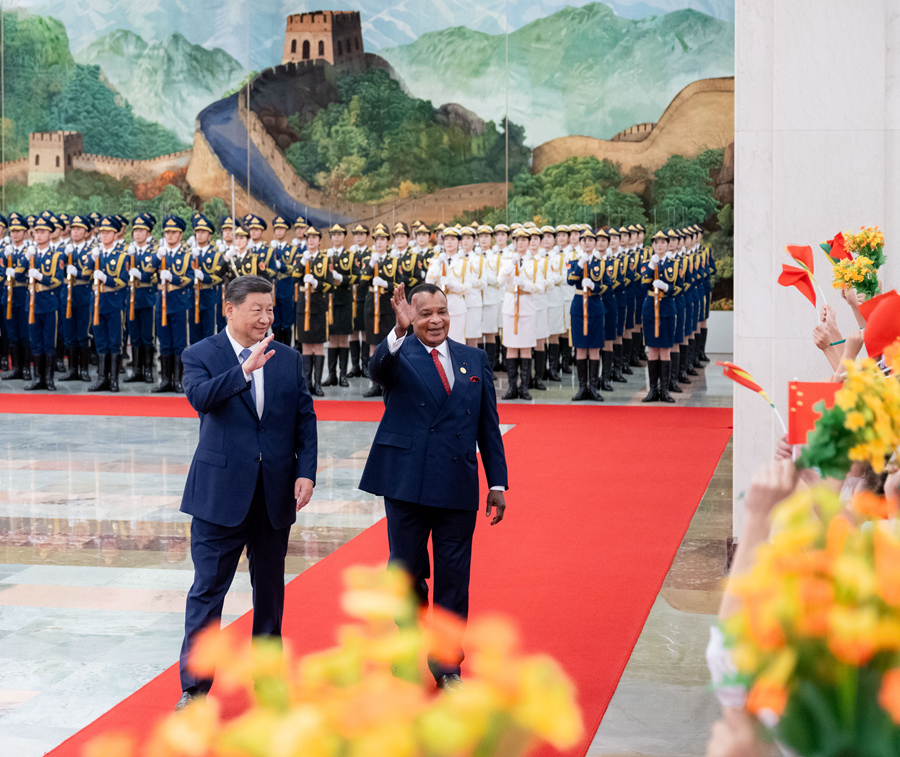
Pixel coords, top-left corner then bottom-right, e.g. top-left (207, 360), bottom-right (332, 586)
top-left (226, 326), bottom-right (265, 417)
top-left (387, 327), bottom-right (506, 491)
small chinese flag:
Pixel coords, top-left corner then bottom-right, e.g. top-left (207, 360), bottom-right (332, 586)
top-left (786, 245), bottom-right (816, 278)
top-left (859, 289), bottom-right (900, 358)
top-left (788, 381), bottom-right (841, 444)
top-left (777, 263), bottom-right (817, 308)
top-left (821, 232), bottom-right (852, 264)
top-left (717, 361), bottom-right (774, 405)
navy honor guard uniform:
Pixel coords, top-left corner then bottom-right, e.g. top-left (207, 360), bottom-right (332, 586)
top-left (187, 213), bottom-right (225, 347)
top-left (124, 213), bottom-right (159, 384)
top-left (360, 288), bottom-right (507, 684)
top-left (24, 215), bottom-right (66, 391)
top-left (154, 215), bottom-right (193, 394)
top-left (2, 213), bottom-right (33, 382)
top-left (60, 215), bottom-right (96, 383)
top-left (87, 216), bottom-right (128, 393)
top-left (640, 230), bottom-right (677, 404)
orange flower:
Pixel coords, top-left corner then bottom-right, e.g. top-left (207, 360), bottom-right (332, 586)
top-left (743, 589), bottom-right (786, 651)
top-left (795, 577), bottom-right (834, 638)
top-left (826, 516), bottom-right (853, 562)
top-left (880, 669), bottom-right (900, 724)
top-left (827, 605), bottom-right (879, 666)
top-left (874, 528), bottom-right (900, 607)
top-left (852, 491), bottom-right (897, 520)
top-left (746, 680), bottom-right (788, 717)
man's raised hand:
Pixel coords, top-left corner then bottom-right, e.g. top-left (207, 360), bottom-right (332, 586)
top-left (242, 334), bottom-right (275, 376)
top-left (391, 283), bottom-right (414, 336)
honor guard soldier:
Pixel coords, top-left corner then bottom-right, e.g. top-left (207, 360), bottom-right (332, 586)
top-left (87, 215), bottom-right (128, 393)
top-left (640, 230), bottom-right (677, 403)
top-left (412, 223), bottom-right (434, 269)
top-left (325, 223), bottom-right (353, 387)
top-left (295, 226), bottom-right (333, 396)
top-left (243, 215), bottom-right (276, 280)
top-left (291, 216), bottom-right (308, 250)
top-left (425, 226), bottom-right (468, 342)
top-left (2, 213), bottom-right (34, 382)
top-left (269, 215), bottom-right (297, 347)
top-left (360, 223), bottom-right (399, 397)
top-left (498, 227), bottom-right (545, 400)
top-left (605, 227), bottom-right (627, 384)
top-left (478, 224), bottom-right (502, 370)
top-left (188, 214), bottom-right (224, 346)
top-left (23, 215), bottom-right (66, 390)
top-left (398, 223), bottom-right (428, 292)
top-left (460, 226), bottom-right (487, 347)
top-left (544, 225), bottom-right (568, 382)
top-left (528, 226), bottom-right (553, 391)
top-left (122, 213), bottom-right (159, 384)
top-left (666, 229), bottom-right (687, 393)
top-left (698, 224), bottom-right (713, 362)
top-left (60, 215), bottom-right (98, 382)
top-left (0, 217), bottom-right (8, 371)
top-left (49, 212), bottom-right (69, 370)
top-left (347, 223), bottom-right (369, 377)
top-left (215, 216), bottom-right (237, 332)
top-left (567, 228), bottom-right (608, 401)
top-left (153, 215), bottom-right (193, 394)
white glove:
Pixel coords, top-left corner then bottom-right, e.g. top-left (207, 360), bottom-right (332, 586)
top-left (649, 254), bottom-right (660, 269)
top-left (160, 270), bottom-right (173, 283)
top-left (512, 252), bottom-right (521, 265)
top-left (187, 235), bottom-right (195, 247)
top-left (28, 268), bottom-right (43, 281)
top-left (216, 240), bottom-right (226, 252)
top-left (156, 250), bottom-right (166, 261)
top-left (303, 273), bottom-right (317, 288)
top-left (91, 250), bottom-right (100, 260)
top-left (652, 279), bottom-right (669, 292)
top-left (390, 249), bottom-right (401, 259)
top-left (301, 250), bottom-right (312, 264)
top-left (372, 276), bottom-right (389, 289)
top-left (24, 249), bottom-right (34, 260)
top-left (93, 270), bottom-right (107, 284)
top-left (194, 269), bottom-right (205, 282)
top-left (468, 277), bottom-right (483, 289)
top-left (333, 271), bottom-right (343, 284)
top-left (513, 275), bottom-right (525, 289)
top-left (578, 253), bottom-right (590, 266)
top-left (224, 250), bottom-right (235, 261)
top-left (191, 249), bottom-right (199, 259)
top-left (6, 267), bottom-right (15, 278)
top-left (67, 265), bottom-right (79, 277)
top-left (437, 252), bottom-right (448, 264)
top-left (487, 274), bottom-right (499, 286)
top-left (128, 268), bottom-right (141, 280)
top-left (327, 249), bottom-right (335, 258)
top-left (581, 278), bottom-right (595, 291)
top-left (446, 280), bottom-right (467, 294)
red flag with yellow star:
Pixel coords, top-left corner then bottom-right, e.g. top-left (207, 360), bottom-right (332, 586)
top-left (788, 381), bottom-right (841, 444)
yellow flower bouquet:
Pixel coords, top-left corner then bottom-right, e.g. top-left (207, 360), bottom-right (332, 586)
top-left (831, 227), bottom-right (885, 298)
top-left (845, 227), bottom-right (886, 270)
top-left (86, 565), bottom-right (583, 757)
top-left (721, 487), bottom-right (900, 757)
top-left (798, 355), bottom-right (900, 479)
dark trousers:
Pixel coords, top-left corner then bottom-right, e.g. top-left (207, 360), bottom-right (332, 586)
top-left (63, 304), bottom-right (91, 348)
top-left (29, 310), bottom-right (59, 355)
top-left (384, 497), bottom-right (477, 680)
top-left (157, 307), bottom-right (188, 357)
top-left (93, 309), bottom-right (123, 355)
top-left (127, 306), bottom-right (155, 348)
top-left (179, 471), bottom-right (291, 693)
top-left (188, 305), bottom-right (217, 345)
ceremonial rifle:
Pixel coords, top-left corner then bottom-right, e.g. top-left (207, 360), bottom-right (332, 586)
top-left (128, 248), bottom-right (136, 321)
top-left (160, 254), bottom-right (168, 327)
top-left (513, 258), bottom-right (520, 335)
top-left (193, 256), bottom-right (200, 324)
top-left (66, 248), bottom-right (74, 319)
top-left (27, 251), bottom-right (36, 325)
top-left (583, 257), bottom-right (589, 337)
top-left (91, 251), bottom-right (100, 327)
top-left (653, 259), bottom-right (661, 339)
top-left (373, 258), bottom-right (381, 335)
top-left (5, 246), bottom-right (12, 320)
top-left (304, 259), bottom-right (311, 332)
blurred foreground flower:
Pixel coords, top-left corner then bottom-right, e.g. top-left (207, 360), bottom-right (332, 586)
top-left (86, 564), bottom-right (583, 757)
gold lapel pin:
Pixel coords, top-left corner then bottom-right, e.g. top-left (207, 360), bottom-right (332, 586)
top-left (460, 367), bottom-right (467, 374)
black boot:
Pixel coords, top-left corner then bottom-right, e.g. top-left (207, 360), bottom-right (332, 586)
top-left (518, 357), bottom-right (533, 400)
top-left (90, 348), bottom-right (98, 367)
top-left (313, 355), bottom-right (325, 397)
top-left (361, 343), bottom-right (370, 378)
top-left (530, 351), bottom-right (546, 390)
top-left (547, 343), bottom-right (561, 381)
top-left (612, 343), bottom-right (627, 383)
top-left (110, 356), bottom-right (121, 393)
top-left (642, 359), bottom-right (660, 403)
top-left (678, 346), bottom-right (692, 384)
top-left (348, 341), bottom-right (362, 377)
top-left (60, 346), bottom-right (80, 381)
top-left (88, 354), bottom-right (111, 392)
top-left (502, 357), bottom-right (519, 400)
top-left (46, 356), bottom-right (56, 391)
top-left (124, 345), bottom-right (144, 383)
top-left (143, 346), bottom-right (155, 383)
top-left (24, 355), bottom-right (46, 391)
top-left (600, 351), bottom-right (614, 392)
top-left (1, 343), bottom-right (21, 380)
top-left (659, 361), bottom-right (676, 403)
top-left (497, 344), bottom-right (506, 372)
top-left (363, 380), bottom-right (383, 397)
top-left (699, 327), bottom-right (710, 362)
top-left (174, 357), bottom-right (184, 393)
top-left (588, 358), bottom-right (604, 401)
top-left (55, 338), bottom-right (65, 372)
top-left (323, 348), bottom-right (338, 386)
top-left (0, 336), bottom-right (7, 371)
top-left (80, 345), bottom-right (92, 382)
top-left (560, 337), bottom-right (572, 374)
top-left (338, 347), bottom-right (350, 387)
top-left (629, 334), bottom-right (643, 367)
top-left (620, 339), bottom-right (633, 374)
top-left (22, 347), bottom-right (32, 381)
top-left (571, 358), bottom-right (589, 401)
top-left (301, 355), bottom-right (313, 393)
top-left (152, 355), bottom-right (174, 393)
top-left (484, 342), bottom-right (497, 381)
top-left (670, 350), bottom-right (685, 391)
top-left (686, 341), bottom-right (699, 376)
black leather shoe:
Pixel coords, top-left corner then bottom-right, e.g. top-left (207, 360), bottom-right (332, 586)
top-left (363, 382), bottom-right (382, 397)
top-left (436, 673), bottom-right (463, 691)
top-left (175, 689), bottom-right (204, 711)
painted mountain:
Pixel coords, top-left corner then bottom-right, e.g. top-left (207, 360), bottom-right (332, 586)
top-left (74, 30), bottom-right (246, 143)
top-left (379, 2), bottom-right (734, 145)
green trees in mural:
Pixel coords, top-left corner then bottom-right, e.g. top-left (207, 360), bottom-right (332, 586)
top-left (284, 69), bottom-right (530, 202)
top-left (650, 149), bottom-right (723, 227)
top-left (0, 11), bottom-right (184, 162)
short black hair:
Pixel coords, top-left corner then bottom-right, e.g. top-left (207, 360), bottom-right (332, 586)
top-left (225, 275), bottom-right (274, 306)
top-left (408, 282), bottom-right (446, 303)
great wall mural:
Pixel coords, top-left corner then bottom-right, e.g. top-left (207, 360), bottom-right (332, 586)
top-left (0, 0), bottom-right (735, 301)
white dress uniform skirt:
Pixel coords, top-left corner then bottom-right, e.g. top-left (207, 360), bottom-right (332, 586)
top-left (465, 306), bottom-right (483, 339)
top-left (481, 304), bottom-right (499, 334)
top-left (533, 292), bottom-right (550, 340)
top-left (501, 290), bottom-right (536, 349)
top-left (447, 291), bottom-right (467, 343)
top-left (548, 303), bottom-right (566, 334)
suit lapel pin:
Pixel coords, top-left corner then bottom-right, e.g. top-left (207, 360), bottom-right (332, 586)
top-left (460, 366), bottom-right (467, 374)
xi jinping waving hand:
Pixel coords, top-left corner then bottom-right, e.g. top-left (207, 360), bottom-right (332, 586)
top-left (176, 275), bottom-right (317, 709)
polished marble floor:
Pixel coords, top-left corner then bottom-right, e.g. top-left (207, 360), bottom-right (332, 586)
top-left (0, 353), bottom-right (733, 757)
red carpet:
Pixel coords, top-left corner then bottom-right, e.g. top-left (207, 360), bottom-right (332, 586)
top-left (37, 402), bottom-right (732, 757)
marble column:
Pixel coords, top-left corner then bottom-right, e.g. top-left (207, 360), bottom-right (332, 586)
top-left (734, 0), bottom-right (899, 536)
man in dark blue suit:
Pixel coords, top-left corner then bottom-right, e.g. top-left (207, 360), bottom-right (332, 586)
top-left (360, 282), bottom-right (508, 689)
top-left (176, 275), bottom-right (317, 709)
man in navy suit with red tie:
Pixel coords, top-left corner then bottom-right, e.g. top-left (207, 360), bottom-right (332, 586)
top-left (360, 282), bottom-right (508, 689)
top-left (176, 275), bottom-right (318, 710)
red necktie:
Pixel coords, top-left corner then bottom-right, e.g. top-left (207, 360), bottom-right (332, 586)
top-left (431, 348), bottom-right (451, 395)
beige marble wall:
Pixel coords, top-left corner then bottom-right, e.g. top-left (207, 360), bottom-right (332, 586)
top-left (734, 0), bottom-right (900, 535)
